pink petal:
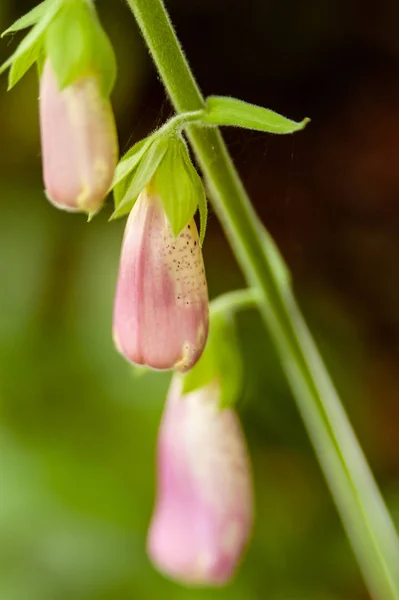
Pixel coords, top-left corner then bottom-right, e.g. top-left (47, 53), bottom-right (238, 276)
top-left (147, 376), bottom-right (254, 585)
top-left (39, 60), bottom-right (118, 213)
top-left (113, 190), bottom-right (209, 371)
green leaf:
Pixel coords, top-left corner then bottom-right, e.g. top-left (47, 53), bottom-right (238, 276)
top-left (111, 136), bottom-right (159, 213)
top-left (204, 96), bottom-right (310, 134)
top-left (112, 136), bottom-right (156, 190)
top-left (8, 34), bottom-right (42, 88)
top-left (0, 0), bottom-right (61, 88)
top-left (198, 187), bottom-right (208, 246)
top-left (1, 0), bottom-right (53, 36)
top-left (183, 310), bottom-right (243, 408)
top-left (45, 0), bottom-right (117, 96)
top-left (112, 178), bottom-right (132, 216)
top-left (195, 174), bottom-right (208, 246)
top-left (155, 138), bottom-right (199, 236)
top-left (180, 142), bottom-right (207, 245)
top-left (111, 137), bottom-right (168, 219)
top-left (35, 43), bottom-right (46, 79)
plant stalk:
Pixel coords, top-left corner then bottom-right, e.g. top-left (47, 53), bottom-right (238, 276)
top-left (125, 0), bottom-right (399, 597)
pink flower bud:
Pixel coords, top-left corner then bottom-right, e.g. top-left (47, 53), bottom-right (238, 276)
top-left (147, 376), bottom-right (254, 586)
top-left (39, 60), bottom-right (118, 213)
top-left (113, 189), bottom-right (209, 371)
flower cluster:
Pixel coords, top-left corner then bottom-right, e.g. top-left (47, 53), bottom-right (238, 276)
top-left (1, 0), bottom-right (254, 587)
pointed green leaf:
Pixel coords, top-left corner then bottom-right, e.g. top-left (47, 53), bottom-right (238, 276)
top-left (112, 177), bottom-right (133, 216)
top-left (46, 0), bottom-right (116, 96)
top-left (197, 183), bottom-right (208, 246)
top-left (111, 137), bottom-right (168, 219)
top-left (112, 136), bottom-right (156, 189)
top-left (1, 0), bottom-right (54, 37)
top-left (183, 310), bottom-right (243, 408)
top-left (8, 38), bottom-right (42, 88)
top-left (204, 96), bottom-right (310, 134)
top-left (156, 138), bottom-right (199, 236)
top-left (0, 0), bottom-right (61, 87)
top-left (180, 142), bottom-right (207, 244)
top-left (36, 43), bottom-right (46, 78)
top-left (111, 139), bottom-right (155, 211)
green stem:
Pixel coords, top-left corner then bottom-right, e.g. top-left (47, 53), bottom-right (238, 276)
top-left (210, 288), bottom-right (261, 317)
top-left (125, 0), bottom-right (399, 597)
top-left (158, 109), bottom-right (205, 135)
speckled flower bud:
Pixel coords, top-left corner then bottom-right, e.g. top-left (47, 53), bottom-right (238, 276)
top-left (113, 189), bottom-right (209, 371)
top-left (147, 376), bottom-right (254, 586)
top-left (39, 60), bottom-right (118, 213)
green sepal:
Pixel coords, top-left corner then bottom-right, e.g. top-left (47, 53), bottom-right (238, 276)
top-left (204, 96), bottom-right (310, 134)
top-left (36, 44), bottom-right (46, 79)
top-left (179, 141), bottom-right (208, 245)
top-left (112, 135), bottom-right (156, 190)
top-left (45, 0), bottom-right (117, 96)
top-left (182, 309), bottom-right (243, 409)
top-left (111, 137), bottom-right (168, 220)
top-left (197, 180), bottom-right (208, 247)
top-left (0, 0), bottom-right (61, 89)
top-left (8, 37), bottom-right (42, 88)
top-left (1, 0), bottom-right (54, 37)
top-left (155, 137), bottom-right (201, 237)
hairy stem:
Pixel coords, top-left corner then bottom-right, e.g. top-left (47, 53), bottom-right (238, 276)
top-left (125, 0), bottom-right (399, 597)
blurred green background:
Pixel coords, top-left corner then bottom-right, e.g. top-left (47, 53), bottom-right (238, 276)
top-left (1, 1), bottom-right (399, 598)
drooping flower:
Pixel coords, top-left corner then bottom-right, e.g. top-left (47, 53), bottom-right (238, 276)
top-left (113, 188), bottom-right (209, 371)
top-left (147, 376), bottom-right (254, 585)
top-left (39, 60), bottom-right (118, 213)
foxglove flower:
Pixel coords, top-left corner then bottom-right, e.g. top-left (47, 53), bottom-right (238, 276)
top-left (39, 60), bottom-right (118, 213)
top-left (113, 189), bottom-right (209, 371)
top-left (147, 376), bottom-right (254, 585)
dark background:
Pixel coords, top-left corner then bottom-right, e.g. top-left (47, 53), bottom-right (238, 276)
top-left (1, 1), bottom-right (399, 598)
